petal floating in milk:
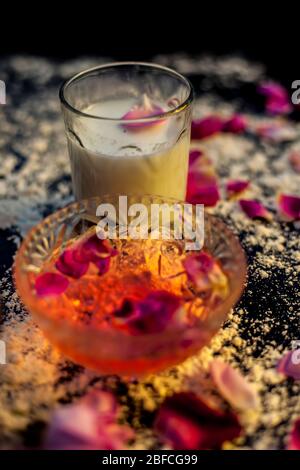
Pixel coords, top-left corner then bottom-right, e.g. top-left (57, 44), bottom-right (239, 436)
top-left (122, 94), bottom-right (165, 130)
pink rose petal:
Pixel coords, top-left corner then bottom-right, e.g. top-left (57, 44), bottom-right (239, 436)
top-left (223, 115), bottom-right (247, 134)
top-left (45, 390), bottom-right (134, 450)
top-left (258, 82), bottom-right (289, 101)
top-left (277, 350), bottom-right (300, 380)
top-left (266, 97), bottom-right (292, 115)
top-left (189, 149), bottom-right (203, 166)
top-left (55, 235), bottom-right (117, 278)
top-left (210, 360), bottom-right (259, 411)
top-left (258, 82), bottom-right (292, 115)
top-left (55, 248), bottom-right (89, 279)
top-left (74, 234), bottom-right (118, 275)
top-left (113, 290), bottom-right (182, 335)
top-left (183, 251), bottom-right (214, 290)
top-left (226, 180), bottom-right (250, 198)
top-left (77, 234), bottom-right (117, 262)
top-left (154, 392), bottom-right (242, 450)
top-left (122, 95), bottom-right (164, 131)
top-left (289, 151), bottom-right (300, 173)
top-left (288, 419), bottom-right (300, 450)
top-left (239, 199), bottom-right (272, 221)
top-left (277, 194), bottom-right (300, 220)
top-left (188, 152), bottom-right (215, 176)
top-left (191, 116), bottom-right (224, 140)
top-left (94, 257), bottom-right (111, 276)
top-left (183, 251), bottom-right (228, 297)
top-left (35, 272), bottom-right (69, 297)
top-left (186, 150), bottom-right (220, 207)
top-left (186, 172), bottom-right (220, 206)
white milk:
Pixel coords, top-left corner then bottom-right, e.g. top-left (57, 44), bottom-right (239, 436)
top-left (67, 98), bottom-right (190, 200)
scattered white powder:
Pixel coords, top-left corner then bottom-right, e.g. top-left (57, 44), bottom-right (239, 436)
top-left (0, 55), bottom-right (300, 450)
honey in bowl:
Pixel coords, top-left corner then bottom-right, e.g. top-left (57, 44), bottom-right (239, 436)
top-left (14, 197), bottom-right (246, 376)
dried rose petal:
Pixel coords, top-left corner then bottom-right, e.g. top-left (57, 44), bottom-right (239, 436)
top-left (191, 116), bottom-right (224, 140)
top-left (189, 149), bottom-right (203, 166)
top-left (186, 171), bottom-right (220, 207)
top-left (288, 419), bottom-right (300, 450)
top-left (210, 360), bottom-right (259, 411)
top-left (35, 272), bottom-right (69, 297)
top-left (183, 251), bottom-right (214, 289)
top-left (183, 251), bottom-right (228, 298)
top-left (55, 235), bottom-right (117, 278)
top-left (45, 390), bottom-right (134, 450)
top-left (154, 392), bottom-right (242, 450)
top-left (189, 153), bottom-right (215, 176)
top-left (266, 97), bottom-right (292, 115)
top-left (239, 199), bottom-right (272, 221)
top-left (122, 94), bottom-right (164, 131)
top-left (258, 82), bottom-right (289, 101)
top-left (187, 150), bottom-right (220, 207)
top-left (84, 389), bottom-right (118, 414)
top-left (94, 257), bottom-right (111, 276)
top-left (226, 180), bottom-right (250, 198)
top-left (277, 194), bottom-right (300, 221)
top-left (186, 178), bottom-right (220, 206)
top-left (74, 234), bottom-right (118, 276)
top-left (277, 350), bottom-right (300, 380)
top-left (258, 82), bottom-right (292, 115)
top-left (223, 115), bottom-right (247, 134)
top-left (289, 151), bottom-right (300, 173)
top-left (114, 290), bottom-right (182, 335)
top-left (55, 248), bottom-right (89, 279)
top-left (77, 234), bottom-right (117, 261)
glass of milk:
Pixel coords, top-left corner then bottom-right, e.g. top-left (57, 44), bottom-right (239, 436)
top-left (59, 62), bottom-right (193, 201)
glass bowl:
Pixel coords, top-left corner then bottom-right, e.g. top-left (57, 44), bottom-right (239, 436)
top-left (14, 196), bottom-right (247, 376)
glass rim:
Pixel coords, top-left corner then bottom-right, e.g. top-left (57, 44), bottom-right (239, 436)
top-left (59, 61), bottom-right (194, 122)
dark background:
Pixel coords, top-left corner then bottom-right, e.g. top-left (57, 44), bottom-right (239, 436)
top-left (0, 5), bottom-right (298, 81)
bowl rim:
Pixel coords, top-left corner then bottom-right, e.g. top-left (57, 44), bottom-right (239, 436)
top-left (14, 195), bottom-right (247, 342)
